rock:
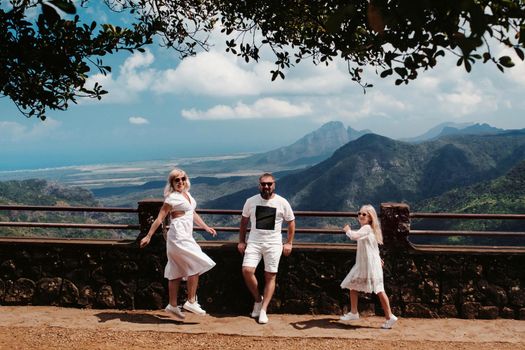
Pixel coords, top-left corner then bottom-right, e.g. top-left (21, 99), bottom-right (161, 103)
top-left (113, 280), bottom-right (136, 310)
top-left (79, 285), bottom-right (96, 308)
top-left (284, 298), bottom-right (313, 314)
top-left (461, 302), bottom-right (481, 319)
top-left (500, 307), bottom-right (516, 319)
top-left (509, 287), bottom-right (525, 307)
top-left (35, 277), bottom-right (62, 305)
top-left (91, 266), bottom-right (107, 285)
top-left (96, 285), bottom-right (115, 308)
top-left (3, 278), bottom-right (35, 305)
top-left (135, 282), bottom-right (165, 310)
top-left (0, 260), bottom-right (17, 280)
top-left (441, 287), bottom-right (458, 305)
top-left (478, 306), bottom-right (499, 319)
top-left (60, 279), bottom-right (79, 306)
top-left (422, 279), bottom-right (439, 304)
top-left (404, 303), bottom-right (437, 318)
top-left (316, 293), bottom-right (341, 314)
top-left (401, 287), bottom-right (417, 303)
top-left (439, 304), bottom-right (458, 318)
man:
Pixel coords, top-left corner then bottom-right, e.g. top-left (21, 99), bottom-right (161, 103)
top-left (238, 173), bottom-right (296, 324)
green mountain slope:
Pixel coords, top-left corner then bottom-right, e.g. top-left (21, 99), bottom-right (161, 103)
top-left (0, 179), bottom-right (133, 239)
top-left (206, 131), bottom-right (525, 214)
top-left (415, 160), bottom-right (525, 227)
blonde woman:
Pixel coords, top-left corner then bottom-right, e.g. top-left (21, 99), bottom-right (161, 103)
top-left (340, 204), bottom-right (397, 329)
top-left (140, 168), bottom-right (216, 319)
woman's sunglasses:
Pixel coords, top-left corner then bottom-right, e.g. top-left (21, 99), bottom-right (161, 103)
top-left (357, 212), bottom-right (368, 217)
top-left (174, 176), bottom-right (187, 183)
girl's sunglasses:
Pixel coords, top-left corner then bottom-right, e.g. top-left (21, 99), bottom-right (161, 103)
top-left (174, 176), bottom-right (186, 183)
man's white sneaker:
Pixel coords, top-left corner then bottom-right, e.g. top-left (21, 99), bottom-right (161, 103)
top-left (165, 304), bottom-right (186, 319)
top-left (381, 315), bottom-right (398, 329)
top-left (250, 296), bottom-right (263, 318)
top-left (340, 312), bottom-right (359, 321)
top-left (258, 310), bottom-right (269, 324)
top-left (183, 300), bottom-right (206, 315)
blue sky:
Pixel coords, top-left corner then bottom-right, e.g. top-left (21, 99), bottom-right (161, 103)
top-left (1, 3), bottom-right (524, 171)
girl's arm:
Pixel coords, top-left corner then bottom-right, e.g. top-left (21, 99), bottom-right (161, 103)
top-left (343, 224), bottom-right (371, 241)
top-left (194, 211), bottom-right (217, 237)
top-left (140, 202), bottom-right (171, 248)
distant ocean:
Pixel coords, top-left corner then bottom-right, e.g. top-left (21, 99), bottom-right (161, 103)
top-left (0, 154), bottom-right (252, 189)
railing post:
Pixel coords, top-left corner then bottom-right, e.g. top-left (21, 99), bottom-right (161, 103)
top-left (380, 202), bottom-right (411, 251)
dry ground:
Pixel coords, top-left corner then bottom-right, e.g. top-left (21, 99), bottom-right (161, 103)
top-left (0, 306), bottom-right (523, 350)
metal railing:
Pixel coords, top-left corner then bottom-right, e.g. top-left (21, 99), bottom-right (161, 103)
top-left (1, 204), bottom-right (524, 252)
top-left (409, 212), bottom-right (525, 237)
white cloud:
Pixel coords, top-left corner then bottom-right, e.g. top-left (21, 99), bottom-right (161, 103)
top-left (153, 51), bottom-right (261, 96)
top-left (85, 46), bottom-right (355, 104)
top-left (84, 50), bottom-right (157, 104)
top-left (437, 79), bottom-right (497, 117)
top-left (181, 98), bottom-right (312, 120)
top-left (0, 118), bottom-right (61, 143)
top-left (129, 116), bottom-right (149, 125)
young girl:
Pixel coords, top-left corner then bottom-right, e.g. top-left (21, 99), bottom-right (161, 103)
top-left (340, 204), bottom-right (398, 329)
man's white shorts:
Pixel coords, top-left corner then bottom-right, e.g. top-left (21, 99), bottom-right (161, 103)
top-left (242, 242), bottom-right (283, 273)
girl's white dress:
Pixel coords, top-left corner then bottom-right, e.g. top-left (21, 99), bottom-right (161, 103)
top-left (163, 191), bottom-right (216, 280)
top-left (340, 224), bottom-right (384, 293)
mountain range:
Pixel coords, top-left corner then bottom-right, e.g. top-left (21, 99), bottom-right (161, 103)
top-left (205, 130), bottom-right (525, 213)
top-left (183, 121), bottom-right (371, 174)
top-left (1, 121), bottom-right (524, 240)
top-left (92, 120), bottom-right (509, 204)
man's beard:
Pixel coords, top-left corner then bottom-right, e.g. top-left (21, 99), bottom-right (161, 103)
top-left (260, 189), bottom-right (273, 199)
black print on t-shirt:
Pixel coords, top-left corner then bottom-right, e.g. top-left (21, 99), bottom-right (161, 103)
top-left (255, 205), bottom-right (277, 230)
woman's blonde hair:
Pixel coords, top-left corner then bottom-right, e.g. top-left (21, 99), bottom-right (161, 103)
top-left (164, 168), bottom-right (191, 197)
top-left (360, 204), bottom-right (383, 245)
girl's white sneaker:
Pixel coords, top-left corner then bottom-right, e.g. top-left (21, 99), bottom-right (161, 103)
top-left (381, 315), bottom-right (398, 329)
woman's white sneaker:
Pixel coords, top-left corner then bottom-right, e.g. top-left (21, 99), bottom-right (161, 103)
top-left (183, 300), bottom-right (206, 315)
top-left (165, 304), bottom-right (186, 319)
top-left (340, 312), bottom-right (359, 321)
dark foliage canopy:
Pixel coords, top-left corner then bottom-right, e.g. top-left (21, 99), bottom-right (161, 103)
top-left (1, 0), bottom-right (524, 120)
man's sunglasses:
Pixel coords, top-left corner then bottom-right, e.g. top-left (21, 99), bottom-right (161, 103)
top-left (260, 182), bottom-right (274, 187)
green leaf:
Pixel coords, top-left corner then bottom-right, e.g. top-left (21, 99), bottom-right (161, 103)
top-left (464, 59), bottom-right (472, 73)
top-left (49, 0), bottom-right (77, 14)
top-left (498, 56), bottom-right (515, 68)
top-left (394, 67), bottom-right (407, 77)
top-left (514, 47), bottom-right (524, 61)
top-left (380, 69), bottom-right (392, 78)
top-left (42, 4), bottom-right (60, 24)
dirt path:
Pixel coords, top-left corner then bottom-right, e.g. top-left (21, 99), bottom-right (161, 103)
top-left (0, 306), bottom-right (523, 349)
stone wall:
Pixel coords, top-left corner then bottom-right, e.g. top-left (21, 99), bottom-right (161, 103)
top-left (0, 202), bottom-right (523, 319)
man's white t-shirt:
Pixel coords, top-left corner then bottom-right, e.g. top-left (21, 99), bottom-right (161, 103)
top-left (242, 194), bottom-right (295, 244)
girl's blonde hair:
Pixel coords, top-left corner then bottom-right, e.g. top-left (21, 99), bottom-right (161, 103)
top-left (360, 204), bottom-right (383, 245)
top-left (164, 168), bottom-right (191, 197)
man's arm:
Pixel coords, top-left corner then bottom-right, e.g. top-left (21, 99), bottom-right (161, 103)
top-left (237, 215), bottom-right (250, 254)
top-left (283, 219), bottom-right (295, 256)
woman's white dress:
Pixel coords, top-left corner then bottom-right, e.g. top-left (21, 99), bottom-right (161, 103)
top-left (163, 191), bottom-right (216, 280)
top-left (340, 224), bottom-right (384, 293)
